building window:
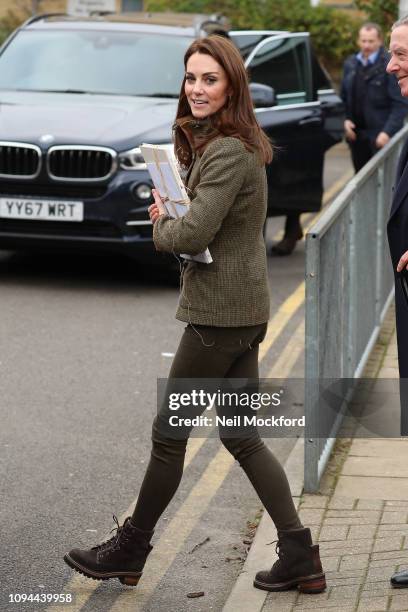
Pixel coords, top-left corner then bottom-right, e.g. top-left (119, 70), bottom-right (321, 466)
top-left (122, 0), bottom-right (143, 10)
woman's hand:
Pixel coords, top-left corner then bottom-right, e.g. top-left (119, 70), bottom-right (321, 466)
top-left (397, 250), bottom-right (408, 272)
top-left (148, 189), bottom-right (166, 225)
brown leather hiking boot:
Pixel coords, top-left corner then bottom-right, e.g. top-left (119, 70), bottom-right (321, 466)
top-left (63, 515), bottom-right (153, 586)
top-left (253, 527), bottom-right (326, 594)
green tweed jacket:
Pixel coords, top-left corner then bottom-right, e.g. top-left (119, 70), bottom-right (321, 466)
top-left (153, 136), bottom-right (270, 327)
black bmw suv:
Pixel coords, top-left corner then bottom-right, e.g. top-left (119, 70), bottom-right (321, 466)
top-left (0, 12), bottom-right (344, 263)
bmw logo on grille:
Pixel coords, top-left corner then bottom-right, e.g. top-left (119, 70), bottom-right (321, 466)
top-left (39, 134), bottom-right (55, 144)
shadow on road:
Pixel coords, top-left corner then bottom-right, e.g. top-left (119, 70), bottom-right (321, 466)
top-left (0, 249), bottom-right (180, 291)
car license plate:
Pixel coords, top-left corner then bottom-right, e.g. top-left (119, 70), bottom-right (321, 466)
top-left (0, 197), bottom-right (84, 222)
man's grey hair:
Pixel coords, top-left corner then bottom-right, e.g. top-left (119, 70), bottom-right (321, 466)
top-left (392, 15), bottom-right (408, 30)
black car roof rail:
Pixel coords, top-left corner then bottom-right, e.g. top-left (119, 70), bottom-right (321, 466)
top-left (19, 11), bottom-right (230, 36)
top-left (89, 11), bottom-right (116, 16)
top-left (21, 13), bottom-right (68, 28)
top-left (92, 11), bottom-right (230, 35)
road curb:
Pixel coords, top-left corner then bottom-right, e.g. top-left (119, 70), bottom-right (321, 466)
top-left (222, 437), bottom-right (304, 612)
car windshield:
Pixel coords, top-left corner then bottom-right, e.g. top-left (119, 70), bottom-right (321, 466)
top-left (0, 29), bottom-right (191, 96)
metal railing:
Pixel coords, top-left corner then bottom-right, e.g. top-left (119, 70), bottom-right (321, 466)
top-left (304, 125), bottom-right (408, 492)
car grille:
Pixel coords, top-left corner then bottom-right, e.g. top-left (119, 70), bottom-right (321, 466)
top-left (0, 182), bottom-right (107, 199)
top-left (47, 147), bottom-right (116, 181)
top-left (0, 219), bottom-right (121, 238)
top-left (0, 143), bottom-right (41, 178)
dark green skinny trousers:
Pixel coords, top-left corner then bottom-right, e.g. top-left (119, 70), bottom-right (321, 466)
top-left (132, 322), bottom-right (301, 532)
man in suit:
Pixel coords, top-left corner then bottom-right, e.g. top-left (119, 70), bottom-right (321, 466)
top-left (341, 22), bottom-right (408, 172)
top-left (386, 15), bottom-right (408, 588)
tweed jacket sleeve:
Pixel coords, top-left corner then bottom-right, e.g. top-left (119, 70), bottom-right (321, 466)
top-left (152, 137), bottom-right (248, 255)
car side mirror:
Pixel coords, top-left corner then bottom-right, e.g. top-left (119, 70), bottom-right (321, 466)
top-left (250, 83), bottom-right (277, 108)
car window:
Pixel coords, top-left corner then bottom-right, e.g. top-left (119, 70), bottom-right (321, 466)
top-left (247, 36), bottom-right (312, 105)
top-left (229, 34), bottom-right (269, 60)
top-left (0, 30), bottom-right (191, 96)
top-left (311, 52), bottom-right (333, 92)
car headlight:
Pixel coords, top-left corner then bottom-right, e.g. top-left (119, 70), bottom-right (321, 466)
top-left (119, 147), bottom-right (147, 170)
top-left (119, 144), bottom-right (175, 171)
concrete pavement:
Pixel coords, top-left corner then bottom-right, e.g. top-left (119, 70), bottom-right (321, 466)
top-left (224, 304), bottom-right (408, 612)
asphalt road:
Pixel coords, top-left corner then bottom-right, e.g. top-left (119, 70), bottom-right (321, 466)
top-left (0, 142), bottom-right (353, 612)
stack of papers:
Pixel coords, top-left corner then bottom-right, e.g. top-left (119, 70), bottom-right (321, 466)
top-left (140, 143), bottom-right (212, 264)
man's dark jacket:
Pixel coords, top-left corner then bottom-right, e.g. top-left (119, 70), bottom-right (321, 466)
top-left (341, 47), bottom-right (408, 139)
top-left (388, 139), bottom-right (408, 379)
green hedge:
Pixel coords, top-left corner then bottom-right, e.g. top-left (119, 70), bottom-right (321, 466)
top-left (355, 0), bottom-right (398, 34)
top-left (144, 0), bottom-right (397, 71)
top-left (261, 0), bottom-right (360, 68)
top-left (0, 27), bottom-right (10, 45)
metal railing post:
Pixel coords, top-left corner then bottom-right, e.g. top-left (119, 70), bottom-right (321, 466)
top-left (347, 194), bottom-right (357, 378)
top-left (376, 166), bottom-right (385, 325)
top-left (304, 231), bottom-right (320, 492)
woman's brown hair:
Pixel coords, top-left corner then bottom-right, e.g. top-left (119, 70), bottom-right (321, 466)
top-left (173, 35), bottom-right (273, 168)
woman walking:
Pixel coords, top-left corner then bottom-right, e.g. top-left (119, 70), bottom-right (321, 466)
top-left (64, 35), bottom-right (326, 595)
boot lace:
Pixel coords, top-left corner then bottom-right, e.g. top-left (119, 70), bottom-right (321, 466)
top-left (267, 539), bottom-right (285, 572)
top-left (267, 539), bottom-right (281, 555)
top-left (91, 515), bottom-right (130, 553)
